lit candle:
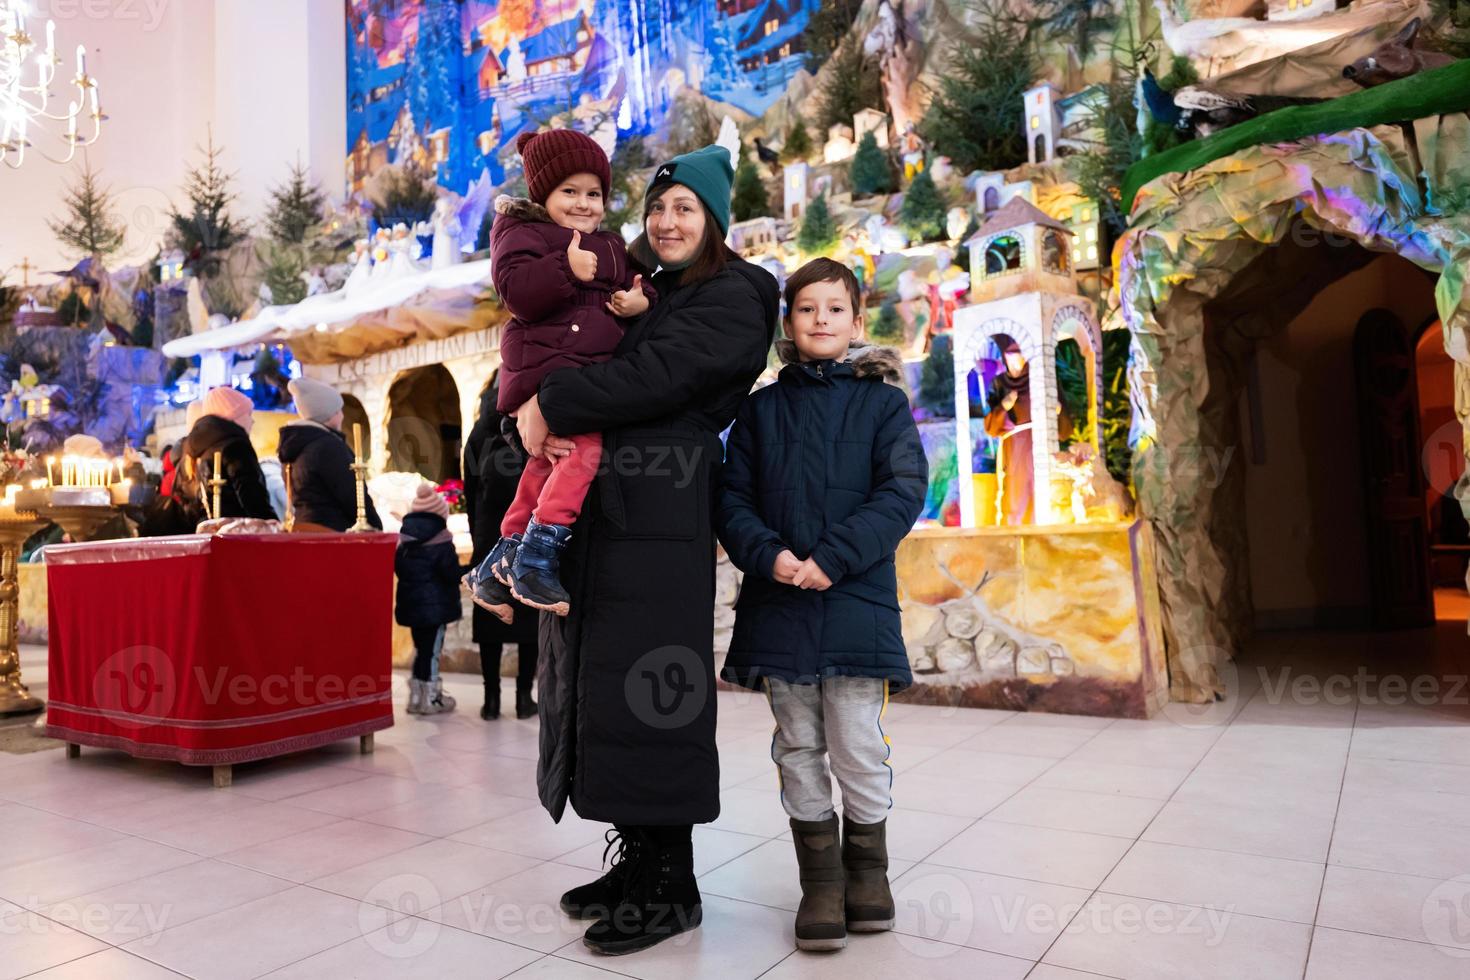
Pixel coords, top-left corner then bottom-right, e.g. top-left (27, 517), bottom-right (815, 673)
top-left (45, 456), bottom-right (53, 485)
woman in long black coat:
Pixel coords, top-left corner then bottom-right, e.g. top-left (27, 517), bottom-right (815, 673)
top-left (462, 376), bottom-right (539, 721)
top-left (513, 146), bottom-right (778, 955)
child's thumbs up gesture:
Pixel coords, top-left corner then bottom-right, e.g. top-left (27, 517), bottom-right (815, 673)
top-left (607, 273), bottom-right (650, 317)
top-left (567, 230), bottom-right (598, 282)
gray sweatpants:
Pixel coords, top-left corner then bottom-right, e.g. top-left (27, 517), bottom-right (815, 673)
top-left (766, 676), bottom-right (894, 825)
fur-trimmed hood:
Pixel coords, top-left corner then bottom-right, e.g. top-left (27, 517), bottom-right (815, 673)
top-left (494, 194), bottom-right (553, 224)
top-left (774, 339), bottom-right (906, 386)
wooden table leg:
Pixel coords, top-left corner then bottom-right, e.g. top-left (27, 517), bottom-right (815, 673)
top-left (212, 764), bottom-right (232, 788)
top-left (359, 733), bottom-right (374, 755)
top-left (65, 742), bottom-right (79, 759)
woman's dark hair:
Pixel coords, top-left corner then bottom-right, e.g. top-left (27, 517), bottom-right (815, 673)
top-left (629, 184), bottom-right (732, 287)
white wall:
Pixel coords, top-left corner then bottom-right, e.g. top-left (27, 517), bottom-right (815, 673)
top-left (0, 0), bottom-right (345, 281)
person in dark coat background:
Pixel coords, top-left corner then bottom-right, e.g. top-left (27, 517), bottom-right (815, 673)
top-left (716, 259), bottom-right (928, 952)
top-left (277, 377), bottom-right (382, 532)
top-left (513, 145), bottom-right (777, 955)
top-left (181, 386), bottom-right (275, 522)
top-left (395, 482), bottom-right (462, 716)
top-left (463, 376), bottom-right (539, 721)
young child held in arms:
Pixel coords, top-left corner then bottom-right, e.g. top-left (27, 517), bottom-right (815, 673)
top-left (466, 129), bottom-right (654, 619)
top-left (717, 257), bottom-right (928, 952)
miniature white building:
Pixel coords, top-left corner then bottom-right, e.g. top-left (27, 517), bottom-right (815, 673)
top-left (1023, 84), bottom-right (1062, 164)
top-left (825, 123), bottom-right (856, 164)
top-left (853, 108), bottom-right (890, 148)
top-left (974, 174), bottom-right (1036, 216)
top-left (1062, 199), bottom-right (1102, 271)
top-left (953, 196), bottom-right (1103, 526)
top-left (728, 216), bottom-right (780, 255)
top-left (783, 161), bottom-right (810, 221)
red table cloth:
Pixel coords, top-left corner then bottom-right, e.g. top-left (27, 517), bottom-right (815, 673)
top-left (43, 533), bottom-right (398, 766)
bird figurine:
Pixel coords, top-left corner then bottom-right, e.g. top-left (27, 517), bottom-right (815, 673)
top-left (1172, 85), bottom-right (1256, 137)
top-left (1139, 69), bottom-right (1183, 131)
top-left (753, 136), bottom-right (781, 168)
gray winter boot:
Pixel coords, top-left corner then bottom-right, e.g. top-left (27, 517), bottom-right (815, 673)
top-left (842, 816), bottom-right (894, 932)
top-left (791, 816), bottom-right (846, 950)
top-left (405, 678), bottom-right (428, 715)
top-left (424, 678), bottom-right (457, 714)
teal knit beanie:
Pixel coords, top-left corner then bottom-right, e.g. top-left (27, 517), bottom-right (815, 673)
top-left (645, 144), bottom-right (734, 236)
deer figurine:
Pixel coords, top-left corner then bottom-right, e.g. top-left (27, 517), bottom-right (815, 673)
top-left (1343, 18), bottom-right (1456, 88)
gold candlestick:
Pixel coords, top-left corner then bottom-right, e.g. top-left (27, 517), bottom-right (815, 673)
top-left (347, 458), bottom-right (373, 533)
top-left (209, 450), bottom-right (225, 519)
top-left (0, 510), bottom-right (47, 716)
top-left (282, 462), bottom-right (295, 532)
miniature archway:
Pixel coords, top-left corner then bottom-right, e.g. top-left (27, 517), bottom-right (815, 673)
top-left (1050, 303), bottom-right (1103, 450)
top-left (1114, 115), bottom-right (1470, 703)
top-left (952, 316), bottom-right (1053, 527)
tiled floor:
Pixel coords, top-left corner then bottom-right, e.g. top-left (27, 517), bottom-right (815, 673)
top-left (4, 634), bottom-right (1470, 979)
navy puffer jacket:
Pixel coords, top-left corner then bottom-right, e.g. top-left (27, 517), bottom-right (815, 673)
top-left (393, 511), bottom-right (463, 629)
top-left (716, 342), bottom-right (928, 692)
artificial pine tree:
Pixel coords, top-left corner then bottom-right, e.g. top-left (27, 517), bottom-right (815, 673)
top-left (870, 299), bottom-right (903, 343)
top-left (918, 334), bottom-right (955, 418)
top-left (850, 130), bottom-right (894, 197)
top-left (796, 193), bottom-right (839, 256)
top-left (731, 149), bottom-right (771, 223)
top-left (170, 131), bottom-right (245, 274)
top-left (899, 170), bottom-right (946, 242)
top-left (49, 160), bottom-right (127, 262)
top-left (783, 119), bottom-right (813, 163)
top-left (264, 160), bottom-right (328, 244)
top-left (258, 240), bottom-right (309, 307)
top-left (815, 35), bottom-right (884, 134)
top-left (918, 11), bottom-right (1036, 172)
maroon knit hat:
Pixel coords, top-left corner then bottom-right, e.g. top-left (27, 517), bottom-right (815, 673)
top-left (515, 129), bottom-right (611, 206)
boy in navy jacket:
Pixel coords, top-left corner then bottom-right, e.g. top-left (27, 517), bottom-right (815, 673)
top-left (716, 258), bottom-right (927, 953)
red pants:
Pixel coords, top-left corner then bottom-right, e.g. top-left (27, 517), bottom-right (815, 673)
top-left (501, 431), bottom-right (603, 535)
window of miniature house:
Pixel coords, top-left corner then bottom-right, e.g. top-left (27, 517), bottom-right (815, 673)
top-left (983, 187), bottom-right (999, 212)
top-left (984, 235), bottom-right (1023, 276)
top-left (1042, 229), bottom-right (1070, 275)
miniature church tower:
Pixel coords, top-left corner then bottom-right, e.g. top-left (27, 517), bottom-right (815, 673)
top-left (951, 197), bottom-right (1103, 526)
top-left (1024, 84), bottom-right (1061, 164)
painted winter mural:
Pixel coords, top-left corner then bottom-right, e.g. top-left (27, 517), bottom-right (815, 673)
top-left (345, 0), bottom-right (819, 194)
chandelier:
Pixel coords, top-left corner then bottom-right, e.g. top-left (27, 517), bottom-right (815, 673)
top-left (1, 0), bottom-right (103, 168)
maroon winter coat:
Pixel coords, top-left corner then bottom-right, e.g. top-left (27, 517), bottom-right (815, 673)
top-left (490, 196), bottom-right (653, 414)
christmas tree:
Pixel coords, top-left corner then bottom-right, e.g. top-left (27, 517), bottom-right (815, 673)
top-left (264, 160), bottom-right (328, 244)
top-left (796, 193), bottom-right (839, 256)
top-left (169, 131), bottom-right (245, 274)
top-left (899, 170), bottom-right (946, 242)
top-left (257, 240), bottom-right (309, 307)
top-left (783, 119), bottom-right (813, 163)
top-left (918, 11), bottom-right (1036, 172)
top-left (870, 299), bottom-right (903, 343)
top-left (731, 149), bottom-right (771, 223)
top-left (49, 160), bottom-right (127, 262)
top-left (850, 131), bottom-right (894, 197)
top-left (815, 35), bottom-right (884, 134)
top-left (918, 334), bottom-right (955, 417)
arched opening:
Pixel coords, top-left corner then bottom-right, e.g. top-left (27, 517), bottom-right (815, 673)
top-left (984, 235), bottom-right (1022, 276)
top-left (1042, 229), bottom-right (1070, 276)
top-left (965, 332), bottom-right (1023, 527)
top-left (1033, 133), bottom-right (1046, 163)
top-left (341, 394), bottom-right (370, 460)
top-left (1418, 319), bottom-right (1469, 619)
top-left (983, 186), bottom-right (1000, 213)
top-left (385, 365), bottom-right (462, 483)
top-left (1215, 247), bottom-right (1441, 644)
